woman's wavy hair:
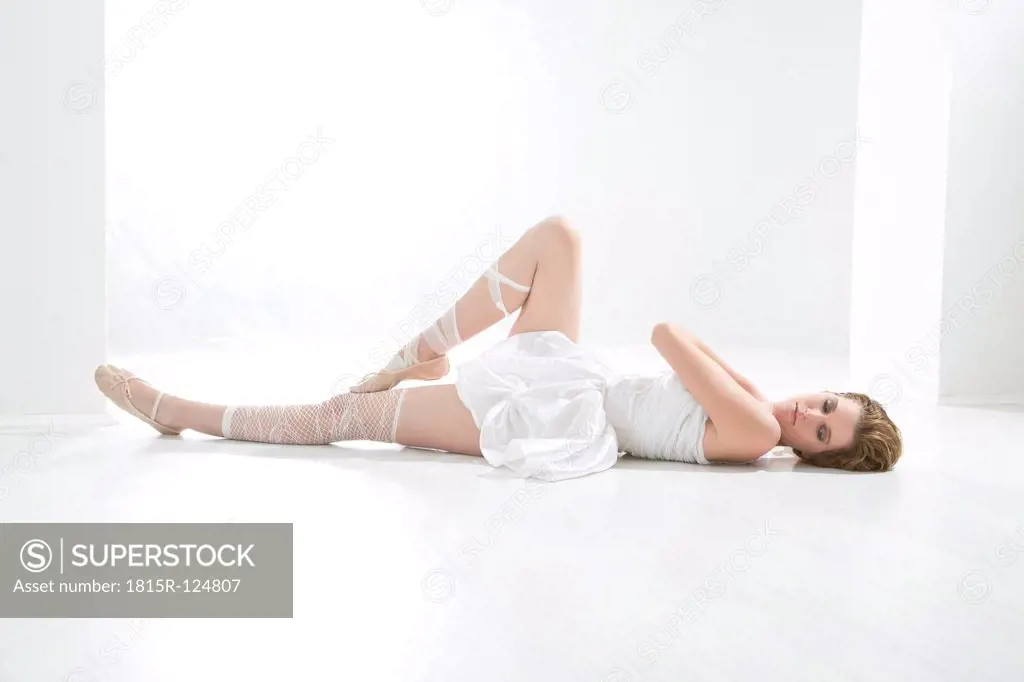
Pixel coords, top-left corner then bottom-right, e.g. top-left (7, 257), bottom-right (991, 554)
top-left (792, 392), bottom-right (902, 472)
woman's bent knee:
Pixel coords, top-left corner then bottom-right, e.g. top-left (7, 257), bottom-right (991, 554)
top-left (537, 215), bottom-right (581, 254)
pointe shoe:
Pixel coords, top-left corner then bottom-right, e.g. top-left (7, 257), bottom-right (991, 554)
top-left (94, 364), bottom-right (181, 435)
top-left (350, 355), bottom-right (450, 393)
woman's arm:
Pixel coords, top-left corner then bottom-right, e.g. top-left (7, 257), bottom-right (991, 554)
top-left (688, 335), bottom-right (767, 402)
top-left (650, 322), bottom-right (779, 460)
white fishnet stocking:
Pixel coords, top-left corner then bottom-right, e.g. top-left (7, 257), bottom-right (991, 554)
top-left (223, 390), bottom-right (406, 445)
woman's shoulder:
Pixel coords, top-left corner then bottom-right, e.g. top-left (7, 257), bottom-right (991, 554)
top-left (702, 412), bottom-right (780, 464)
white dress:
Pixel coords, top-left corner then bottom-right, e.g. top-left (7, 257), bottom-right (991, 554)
top-left (454, 331), bottom-right (710, 481)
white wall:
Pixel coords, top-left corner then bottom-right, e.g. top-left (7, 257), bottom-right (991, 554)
top-left (0, 0), bottom-right (106, 418)
top-left (105, 0), bottom-right (865, 362)
top-left (849, 0), bottom-right (951, 405)
top-left (850, 0), bottom-right (1024, 407)
top-left (939, 0), bottom-right (1024, 404)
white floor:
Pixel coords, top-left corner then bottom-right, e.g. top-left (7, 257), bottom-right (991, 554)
top-left (2, 345), bottom-right (1023, 681)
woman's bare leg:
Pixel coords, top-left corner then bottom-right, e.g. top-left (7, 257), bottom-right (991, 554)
top-left (508, 216), bottom-right (582, 340)
top-left (393, 384), bottom-right (482, 456)
top-left (353, 215), bottom-right (582, 391)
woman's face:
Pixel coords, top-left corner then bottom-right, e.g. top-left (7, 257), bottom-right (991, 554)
top-left (771, 392), bottom-right (861, 454)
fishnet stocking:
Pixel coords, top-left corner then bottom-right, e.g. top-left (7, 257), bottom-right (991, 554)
top-left (222, 389), bottom-right (406, 445)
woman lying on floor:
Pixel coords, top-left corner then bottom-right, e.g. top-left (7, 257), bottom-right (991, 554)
top-left (96, 215), bottom-right (902, 481)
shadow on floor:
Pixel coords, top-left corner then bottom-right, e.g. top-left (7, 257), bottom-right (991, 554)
top-left (615, 454), bottom-right (860, 475)
top-left (124, 433), bottom-right (860, 476)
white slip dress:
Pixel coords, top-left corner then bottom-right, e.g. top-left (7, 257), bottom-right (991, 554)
top-left (453, 330), bottom-right (710, 481)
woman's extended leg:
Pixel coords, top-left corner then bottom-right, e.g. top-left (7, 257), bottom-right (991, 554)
top-left (352, 214), bottom-right (582, 392)
top-left (97, 367), bottom-right (483, 455)
top-left (97, 371), bottom-right (405, 444)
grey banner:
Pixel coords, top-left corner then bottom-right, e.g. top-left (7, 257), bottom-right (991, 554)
top-left (0, 523), bottom-right (292, 617)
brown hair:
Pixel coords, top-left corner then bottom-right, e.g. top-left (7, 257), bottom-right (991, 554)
top-left (793, 392), bottom-right (902, 472)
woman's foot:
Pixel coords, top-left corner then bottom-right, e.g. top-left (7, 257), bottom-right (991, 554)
top-left (351, 355), bottom-right (451, 393)
top-left (351, 337), bottom-right (451, 393)
top-left (94, 365), bottom-right (182, 435)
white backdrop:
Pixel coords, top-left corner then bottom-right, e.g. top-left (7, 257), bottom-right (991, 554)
top-left (105, 0), bottom-right (864, 362)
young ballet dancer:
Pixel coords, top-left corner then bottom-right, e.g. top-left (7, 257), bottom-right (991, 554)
top-left (95, 216), bottom-right (902, 481)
